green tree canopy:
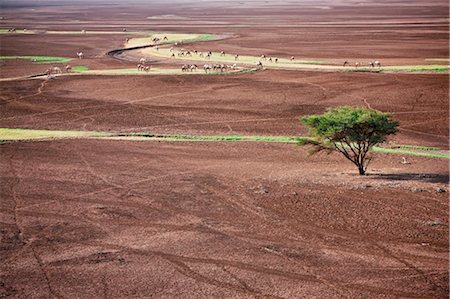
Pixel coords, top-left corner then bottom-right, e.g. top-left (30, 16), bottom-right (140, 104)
top-left (299, 106), bottom-right (399, 175)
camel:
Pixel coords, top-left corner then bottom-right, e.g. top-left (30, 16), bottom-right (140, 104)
top-left (235, 54), bottom-right (239, 60)
top-left (220, 51), bottom-right (226, 56)
top-left (77, 52), bottom-right (84, 59)
top-left (290, 56), bottom-right (295, 61)
top-left (343, 61), bottom-right (349, 67)
top-left (65, 65), bottom-right (72, 73)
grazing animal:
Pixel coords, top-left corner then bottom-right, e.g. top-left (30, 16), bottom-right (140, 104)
top-left (268, 57), bottom-right (272, 62)
top-left (65, 65), bottom-right (72, 73)
top-left (374, 60), bottom-right (381, 67)
top-left (46, 66), bottom-right (62, 75)
top-left (203, 64), bottom-right (212, 73)
top-left (206, 53), bottom-right (211, 59)
top-left (137, 64), bottom-right (144, 71)
top-left (139, 58), bottom-right (146, 65)
top-left (123, 28), bottom-right (127, 32)
top-left (144, 66), bottom-right (150, 72)
top-left (81, 29), bottom-right (86, 34)
top-left (8, 28), bottom-right (17, 32)
top-left (171, 53), bottom-right (175, 58)
top-left (125, 37), bottom-right (130, 43)
top-left (231, 63), bottom-right (238, 70)
top-left (343, 61), bottom-right (349, 67)
top-left (163, 36), bottom-right (168, 41)
top-left (170, 47), bottom-right (174, 52)
top-left (256, 61), bottom-right (263, 68)
top-left (199, 52), bottom-right (204, 57)
top-left (355, 62), bottom-right (360, 68)
top-left (194, 50), bottom-right (198, 54)
top-left (155, 46), bottom-right (159, 51)
top-left (290, 56), bottom-right (295, 61)
top-left (261, 55), bottom-right (266, 61)
top-left (77, 52), bottom-right (84, 59)
top-left (190, 64), bottom-right (198, 71)
top-left (235, 54), bottom-right (239, 60)
top-left (369, 62), bottom-right (375, 68)
top-left (401, 157), bottom-right (410, 164)
top-left (274, 57), bottom-right (278, 63)
top-left (181, 64), bottom-right (189, 72)
top-left (220, 51), bottom-right (225, 56)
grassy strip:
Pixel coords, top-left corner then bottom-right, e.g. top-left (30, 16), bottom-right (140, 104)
top-left (425, 58), bottom-right (449, 62)
top-left (72, 65), bottom-right (89, 72)
top-left (372, 147), bottom-right (449, 159)
top-left (0, 128), bottom-right (110, 142)
top-left (76, 67), bottom-right (252, 76)
top-left (391, 144), bottom-right (440, 151)
top-left (1, 128), bottom-right (448, 159)
top-left (0, 56), bottom-right (72, 63)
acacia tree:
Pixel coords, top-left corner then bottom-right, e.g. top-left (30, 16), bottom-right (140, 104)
top-left (299, 106), bottom-right (399, 175)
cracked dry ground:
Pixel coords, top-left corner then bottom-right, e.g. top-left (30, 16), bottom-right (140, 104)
top-left (1, 138), bottom-right (448, 298)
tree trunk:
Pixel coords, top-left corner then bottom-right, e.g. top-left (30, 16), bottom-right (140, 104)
top-left (358, 164), bottom-right (366, 175)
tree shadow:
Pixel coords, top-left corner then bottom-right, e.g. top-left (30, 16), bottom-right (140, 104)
top-left (369, 173), bottom-right (449, 184)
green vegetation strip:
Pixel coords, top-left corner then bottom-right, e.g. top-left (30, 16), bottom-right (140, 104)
top-left (1, 128), bottom-right (447, 159)
top-left (0, 56), bottom-right (72, 63)
top-left (72, 65), bottom-right (89, 72)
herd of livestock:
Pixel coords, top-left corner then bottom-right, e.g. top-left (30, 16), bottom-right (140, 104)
top-left (40, 33), bottom-right (383, 77)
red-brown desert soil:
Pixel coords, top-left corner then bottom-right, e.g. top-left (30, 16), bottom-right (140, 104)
top-left (1, 0), bottom-right (449, 298)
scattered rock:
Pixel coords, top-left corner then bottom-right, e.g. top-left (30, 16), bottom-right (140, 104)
top-left (253, 185), bottom-right (269, 194)
top-left (426, 219), bottom-right (444, 227)
top-left (436, 188), bottom-right (446, 193)
top-left (412, 188), bottom-right (424, 193)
